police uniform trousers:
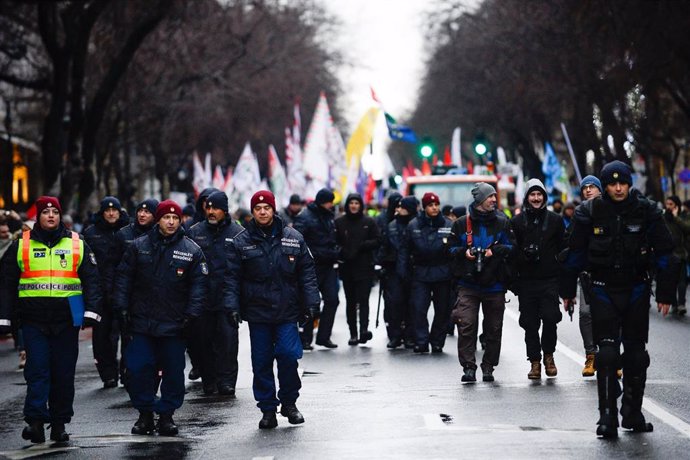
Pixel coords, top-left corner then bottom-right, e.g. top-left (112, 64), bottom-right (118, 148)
top-left (249, 322), bottom-right (302, 411)
top-left (126, 333), bottom-right (186, 415)
top-left (454, 287), bottom-right (505, 371)
top-left (92, 300), bottom-right (129, 383)
top-left (22, 323), bottom-right (79, 424)
top-left (590, 282), bottom-right (652, 419)
top-left (411, 278), bottom-right (451, 349)
top-left (383, 270), bottom-right (413, 343)
top-left (517, 278), bottom-right (562, 360)
top-left (200, 310), bottom-right (239, 389)
top-left (301, 263), bottom-right (339, 345)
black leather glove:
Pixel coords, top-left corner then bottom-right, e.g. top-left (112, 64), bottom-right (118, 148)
top-left (309, 305), bottom-right (321, 320)
top-left (229, 311), bottom-right (242, 329)
top-left (0, 324), bottom-right (11, 335)
top-left (82, 316), bottom-right (100, 329)
top-left (299, 309), bottom-right (313, 328)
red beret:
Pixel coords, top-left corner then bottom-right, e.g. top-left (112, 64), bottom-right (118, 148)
top-left (422, 192), bottom-right (440, 208)
top-left (155, 199), bottom-right (183, 221)
top-left (35, 196), bottom-right (62, 215)
top-left (250, 190), bottom-right (276, 211)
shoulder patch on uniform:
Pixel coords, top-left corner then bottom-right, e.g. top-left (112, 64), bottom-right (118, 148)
top-left (89, 253), bottom-right (97, 265)
top-left (200, 262), bottom-right (209, 275)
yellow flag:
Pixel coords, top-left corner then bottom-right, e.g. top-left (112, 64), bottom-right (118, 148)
top-left (341, 107), bottom-right (380, 198)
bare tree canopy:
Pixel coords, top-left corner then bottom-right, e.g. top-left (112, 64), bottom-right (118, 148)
top-left (0, 0), bottom-right (344, 212)
top-left (406, 0), bottom-right (690, 199)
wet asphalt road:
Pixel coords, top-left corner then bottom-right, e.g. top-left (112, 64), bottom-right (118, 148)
top-left (1, 287), bottom-right (690, 459)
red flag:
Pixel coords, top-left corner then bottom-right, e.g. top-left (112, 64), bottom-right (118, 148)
top-left (421, 159), bottom-right (432, 176)
top-left (443, 145), bottom-right (452, 165)
top-left (364, 174), bottom-right (377, 204)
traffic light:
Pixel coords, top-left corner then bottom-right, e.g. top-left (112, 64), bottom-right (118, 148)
top-left (418, 136), bottom-right (434, 158)
top-left (473, 133), bottom-right (489, 156)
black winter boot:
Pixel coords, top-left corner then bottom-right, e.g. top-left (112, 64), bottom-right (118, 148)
top-left (131, 411), bottom-right (155, 435)
top-left (49, 423), bottom-right (69, 442)
top-left (620, 375), bottom-right (653, 432)
top-left (596, 370), bottom-right (620, 439)
top-left (21, 421), bottom-right (45, 443)
top-left (259, 410), bottom-right (278, 429)
top-left (280, 404), bottom-right (305, 424)
top-left (157, 413), bottom-right (178, 436)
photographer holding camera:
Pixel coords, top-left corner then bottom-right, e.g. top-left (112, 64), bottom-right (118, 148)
top-left (447, 183), bottom-right (515, 382)
top-left (511, 179), bottom-right (566, 380)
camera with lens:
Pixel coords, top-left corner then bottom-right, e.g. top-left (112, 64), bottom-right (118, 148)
top-left (470, 246), bottom-right (487, 273)
top-left (523, 243), bottom-right (540, 263)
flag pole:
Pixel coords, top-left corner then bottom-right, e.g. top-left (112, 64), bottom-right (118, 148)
top-left (560, 122), bottom-right (582, 183)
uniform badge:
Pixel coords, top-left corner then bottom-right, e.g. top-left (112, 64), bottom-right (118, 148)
top-left (613, 172), bottom-right (619, 179)
top-left (60, 258), bottom-right (67, 268)
top-left (176, 267), bottom-right (185, 277)
top-left (200, 262), bottom-right (209, 275)
top-left (593, 227), bottom-right (605, 235)
top-left (288, 255), bottom-right (296, 263)
top-left (443, 238), bottom-right (448, 244)
top-left (89, 253), bottom-right (97, 265)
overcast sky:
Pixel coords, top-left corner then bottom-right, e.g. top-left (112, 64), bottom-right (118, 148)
top-left (322, 0), bottom-right (430, 129)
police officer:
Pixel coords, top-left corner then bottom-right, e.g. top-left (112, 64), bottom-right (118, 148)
top-left (379, 196), bottom-right (418, 348)
top-left (115, 199), bottom-right (159, 255)
top-left (83, 196), bottom-right (129, 388)
top-left (447, 183), bottom-right (514, 382)
top-left (0, 196), bottom-right (102, 443)
top-left (187, 191), bottom-right (244, 396)
top-left (375, 192), bottom-right (402, 234)
top-left (293, 188), bottom-right (340, 349)
top-left (400, 192), bottom-right (453, 353)
top-left (225, 190), bottom-right (320, 429)
top-left (335, 193), bottom-right (380, 345)
top-left (114, 199), bottom-right (208, 436)
top-left (561, 161), bottom-right (678, 438)
top-left (511, 180), bottom-right (565, 379)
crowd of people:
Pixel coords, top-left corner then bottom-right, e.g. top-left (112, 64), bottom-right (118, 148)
top-left (0, 159), bottom-right (686, 441)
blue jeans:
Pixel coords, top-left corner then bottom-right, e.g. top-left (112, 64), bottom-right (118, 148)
top-left (22, 324), bottom-right (79, 424)
top-left (249, 322), bottom-right (303, 411)
top-left (126, 334), bottom-right (186, 415)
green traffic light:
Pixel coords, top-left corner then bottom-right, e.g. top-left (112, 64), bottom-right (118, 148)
top-left (474, 143), bottom-right (487, 155)
top-left (420, 145), bottom-right (433, 158)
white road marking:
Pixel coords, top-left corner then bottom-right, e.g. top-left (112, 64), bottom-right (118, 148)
top-left (0, 445), bottom-right (79, 460)
top-left (504, 306), bottom-right (690, 438)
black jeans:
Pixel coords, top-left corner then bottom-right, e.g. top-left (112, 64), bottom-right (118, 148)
top-left (342, 277), bottom-right (373, 337)
top-left (517, 278), bottom-right (562, 360)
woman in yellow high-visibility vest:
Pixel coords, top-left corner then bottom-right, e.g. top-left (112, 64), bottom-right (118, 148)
top-left (0, 196), bottom-right (103, 444)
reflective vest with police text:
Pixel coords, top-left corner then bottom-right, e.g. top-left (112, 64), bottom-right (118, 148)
top-left (17, 231), bottom-right (84, 298)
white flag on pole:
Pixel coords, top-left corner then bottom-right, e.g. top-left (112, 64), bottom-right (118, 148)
top-left (268, 144), bottom-right (290, 208)
top-left (451, 127), bottom-right (461, 167)
top-left (231, 142), bottom-right (262, 210)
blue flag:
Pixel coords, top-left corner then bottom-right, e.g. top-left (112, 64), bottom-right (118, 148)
top-left (542, 142), bottom-right (562, 196)
top-left (384, 113), bottom-right (418, 144)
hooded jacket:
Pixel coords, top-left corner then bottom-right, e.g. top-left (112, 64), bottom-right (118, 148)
top-left (510, 179), bottom-right (566, 281)
top-left (335, 193), bottom-right (381, 280)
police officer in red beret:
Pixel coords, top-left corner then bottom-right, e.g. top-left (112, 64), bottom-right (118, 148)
top-left (113, 199), bottom-right (208, 436)
top-left (0, 196), bottom-right (103, 443)
top-left (225, 190), bottom-right (320, 429)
